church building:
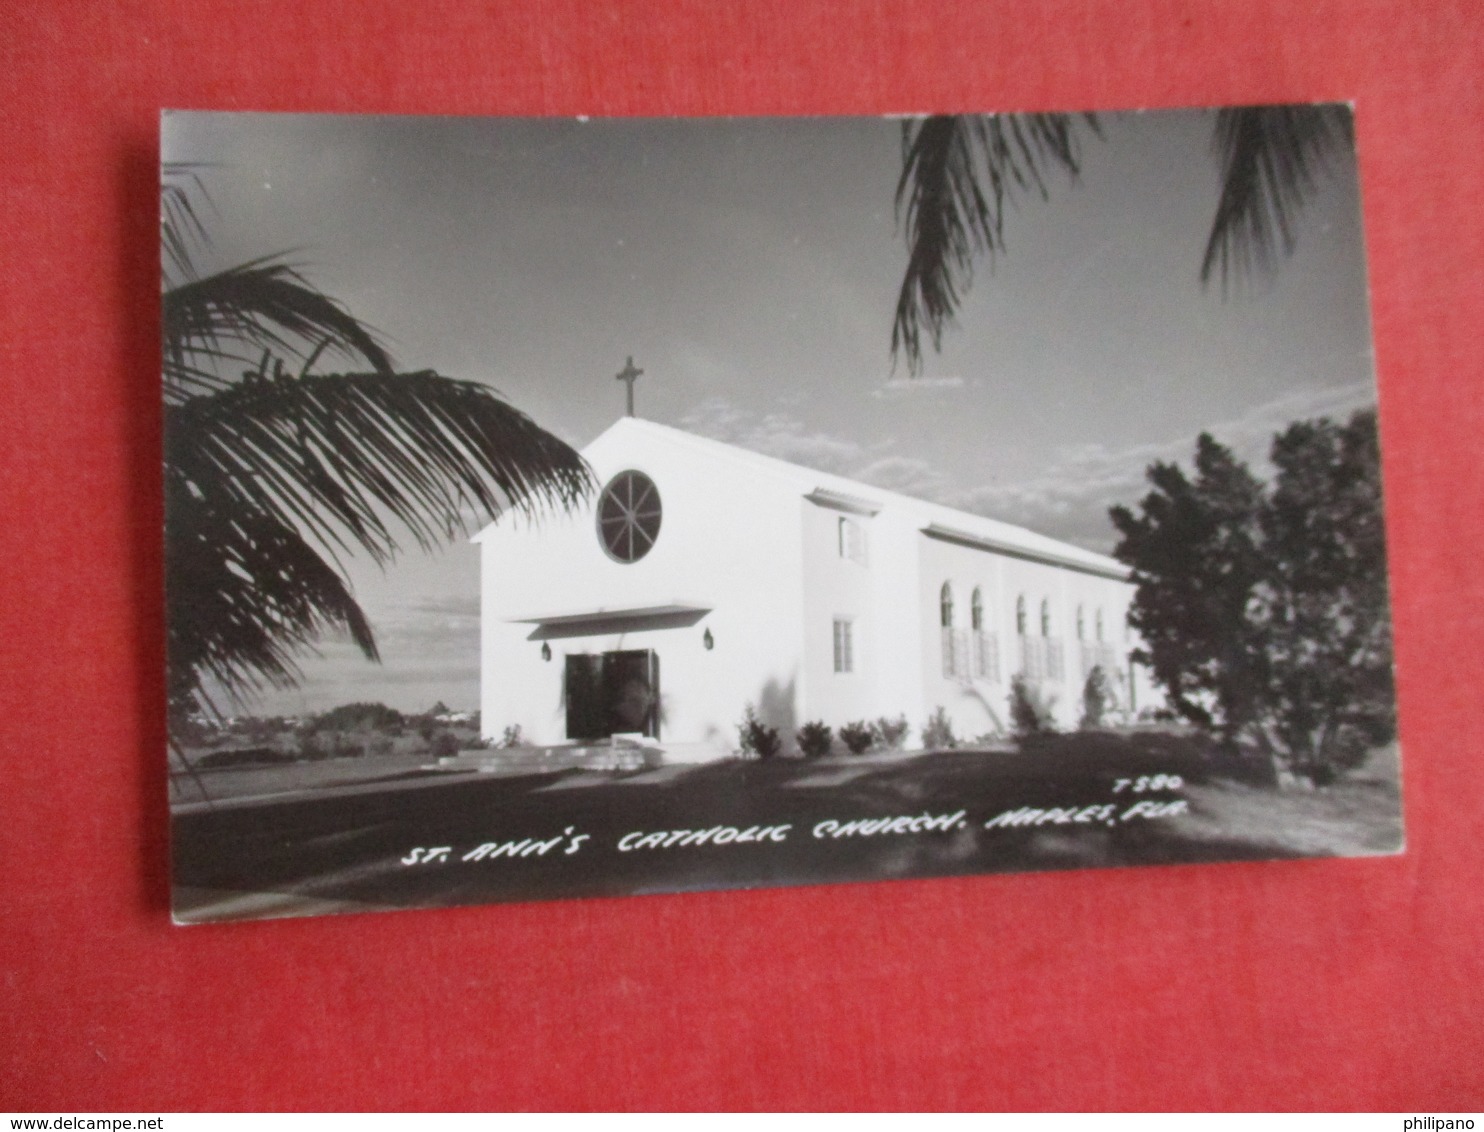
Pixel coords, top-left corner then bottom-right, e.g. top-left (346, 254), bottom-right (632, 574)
top-left (475, 414), bottom-right (1154, 758)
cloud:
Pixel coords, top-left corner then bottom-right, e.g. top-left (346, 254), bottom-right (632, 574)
top-left (405, 594), bottom-right (481, 619)
top-left (679, 398), bottom-right (874, 476)
top-left (851, 455), bottom-right (955, 501)
top-left (949, 380), bottom-right (1380, 551)
top-left (681, 399), bottom-right (962, 502)
top-left (871, 375), bottom-right (965, 399)
top-left (1197, 379), bottom-right (1378, 469)
top-left (680, 383), bottom-right (1378, 555)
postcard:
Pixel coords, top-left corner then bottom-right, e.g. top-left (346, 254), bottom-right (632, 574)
top-left (163, 105), bottom-right (1400, 923)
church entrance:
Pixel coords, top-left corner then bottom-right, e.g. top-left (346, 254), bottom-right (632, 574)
top-left (563, 649), bottom-right (660, 741)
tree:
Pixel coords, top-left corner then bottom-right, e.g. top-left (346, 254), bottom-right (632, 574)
top-left (1110, 435), bottom-right (1269, 746)
top-left (1110, 410), bottom-right (1394, 776)
top-left (892, 105), bottom-right (1354, 373)
top-left (306, 702), bottom-right (406, 734)
top-left (163, 167), bottom-right (594, 720)
top-left (1258, 409), bottom-right (1394, 772)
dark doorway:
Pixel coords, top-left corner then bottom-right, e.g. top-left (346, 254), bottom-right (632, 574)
top-left (564, 649), bottom-right (660, 741)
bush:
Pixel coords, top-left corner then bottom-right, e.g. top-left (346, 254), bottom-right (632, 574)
top-left (838, 720), bottom-right (875, 755)
top-left (738, 704), bottom-right (781, 760)
top-left (430, 731), bottom-right (461, 758)
top-left (1080, 666), bottom-right (1112, 729)
top-left (308, 702), bottom-right (405, 734)
top-left (872, 715), bottom-right (910, 750)
top-left (797, 720), bottom-right (833, 758)
top-left (499, 724), bottom-right (527, 749)
top-left (195, 746), bottom-right (294, 770)
top-left (921, 706), bottom-right (956, 750)
top-left (1010, 676), bottom-right (1057, 739)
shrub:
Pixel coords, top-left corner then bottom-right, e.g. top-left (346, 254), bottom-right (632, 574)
top-left (797, 720), bottom-right (833, 758)
top-left (738, 704), bottom-right (781, 760)
top-left (872, 714), bottom-right (910, 750)
top-left (499, 724), bottom-right (527, 749)
top-left (196, 746), bottom-right (294, 770)
top-left (921, 706), bottom-right (956, 750)
top-left (308, 702), bottom-right (405, 734)
top-left (1010, 675), bottom-right (1057, 739)
top-left (430, 731), bottom-right (461, 758)
top-left (1080, 666), bottom-right (1113, 729)
top-left (838, 720), bottom-right (875, 755)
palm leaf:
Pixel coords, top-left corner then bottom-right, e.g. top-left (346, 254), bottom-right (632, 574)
top-left (167, 370), bottom-right (592, 558)
top-left (160, 168), bottom-right (596, 716)
top-left (161, 163), bottom-right (213, 283)
top-left (1200, 104), bottom-right (1354, 288)
top-left (166, 480), bottom-right (378, 708)
top-left (892, 112), bottom-right (1099, 373)
top-left (162, 259), bottom-right (394, 402)
top-left (165, 371), bottom-right (594, 706)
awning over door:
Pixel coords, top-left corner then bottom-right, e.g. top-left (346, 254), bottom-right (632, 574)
top-left (512, 603), bottom-right (711, 640)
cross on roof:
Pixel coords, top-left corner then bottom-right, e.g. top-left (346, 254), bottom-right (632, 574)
top-left (616, 356), bottom-right (643, 417)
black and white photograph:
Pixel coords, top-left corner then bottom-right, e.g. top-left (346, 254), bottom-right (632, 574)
top-left (163, 106), bottom-right (1401, 924)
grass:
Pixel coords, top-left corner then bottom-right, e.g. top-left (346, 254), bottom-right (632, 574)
top-left (170, 729), bottom-right (1403, 923)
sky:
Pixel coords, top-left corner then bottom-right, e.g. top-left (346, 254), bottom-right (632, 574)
top-left (162, 108), bottom-right (1380, 717)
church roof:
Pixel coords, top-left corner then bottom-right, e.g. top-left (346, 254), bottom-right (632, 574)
top-left (562, 417), bottom-right (1130, 582)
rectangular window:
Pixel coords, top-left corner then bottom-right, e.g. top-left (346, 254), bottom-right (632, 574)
top-left (942, 627), bottom-right (969, 679)
top-left (832, 618), bottom-right (854, 674)
top-left (837, 517), bottom-right (868, 565)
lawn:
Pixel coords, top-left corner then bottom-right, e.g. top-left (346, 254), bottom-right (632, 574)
top-left (170, 730), bottom-right (1403, 923)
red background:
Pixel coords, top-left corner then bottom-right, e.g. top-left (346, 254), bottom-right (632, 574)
top-left (2, 0), bottom-right (1481, 1112)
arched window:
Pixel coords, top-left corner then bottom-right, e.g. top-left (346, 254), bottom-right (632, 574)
top-left (971, 587), bottom-right (984, 631)
top-left (1040, 599), bottom-right (1051, 637)
top-left (1096, 609), bottom-right (1105, 642)
top-left (1016, 595), bottom-right (1027, 635)
top-left (1076, 604), bottom-right (1086, 640)
top-left (940, 583), bottom-right (954, 628)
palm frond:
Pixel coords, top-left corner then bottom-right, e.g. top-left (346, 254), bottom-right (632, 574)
top-left (166, 370), bottom-right (594, 704)
top-left (166, 480), bottom-right (378, 709)
top-left (1200, 104), bottom-right (1354, 289)
top-left (892, 112), bottom-right (1099, 373)
top-left (162, 259), bottom-right (395, 402)
top-left (167, 371), bottom-right (593, 565)
top-left (161, 162), bottom-right (215, 283)
top-left (160, 168), bottom-right (597, 716)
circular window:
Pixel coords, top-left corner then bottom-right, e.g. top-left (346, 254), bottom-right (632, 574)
top-left (597, 470), bottom-right (662, 563)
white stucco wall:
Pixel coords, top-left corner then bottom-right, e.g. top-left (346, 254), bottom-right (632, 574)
top-left (915, 535), bottom-right (1144, 737)
top-left (478, 417), bottom-right (1161, 758)
top-left (478, 420), bottom-right (809, 756)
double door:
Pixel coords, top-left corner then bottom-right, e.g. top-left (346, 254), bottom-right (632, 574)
top-left (564, 649), bottom-right (660, 741)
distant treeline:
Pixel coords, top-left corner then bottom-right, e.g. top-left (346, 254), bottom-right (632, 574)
top-left (178, 701), bottom-right (483, 768)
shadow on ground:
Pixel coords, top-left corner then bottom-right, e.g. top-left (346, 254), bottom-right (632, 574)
top-left (170, 731), bottom-right (1403, 923)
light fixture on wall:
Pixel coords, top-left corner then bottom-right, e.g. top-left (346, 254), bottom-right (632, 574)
top-left (541, 642), bottom-right (552, 662)
top-left (703, 628), bottom-right (714, 651)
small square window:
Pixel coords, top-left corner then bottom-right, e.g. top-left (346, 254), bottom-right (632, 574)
top-left (832, 618), bottom-right (854, 674)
